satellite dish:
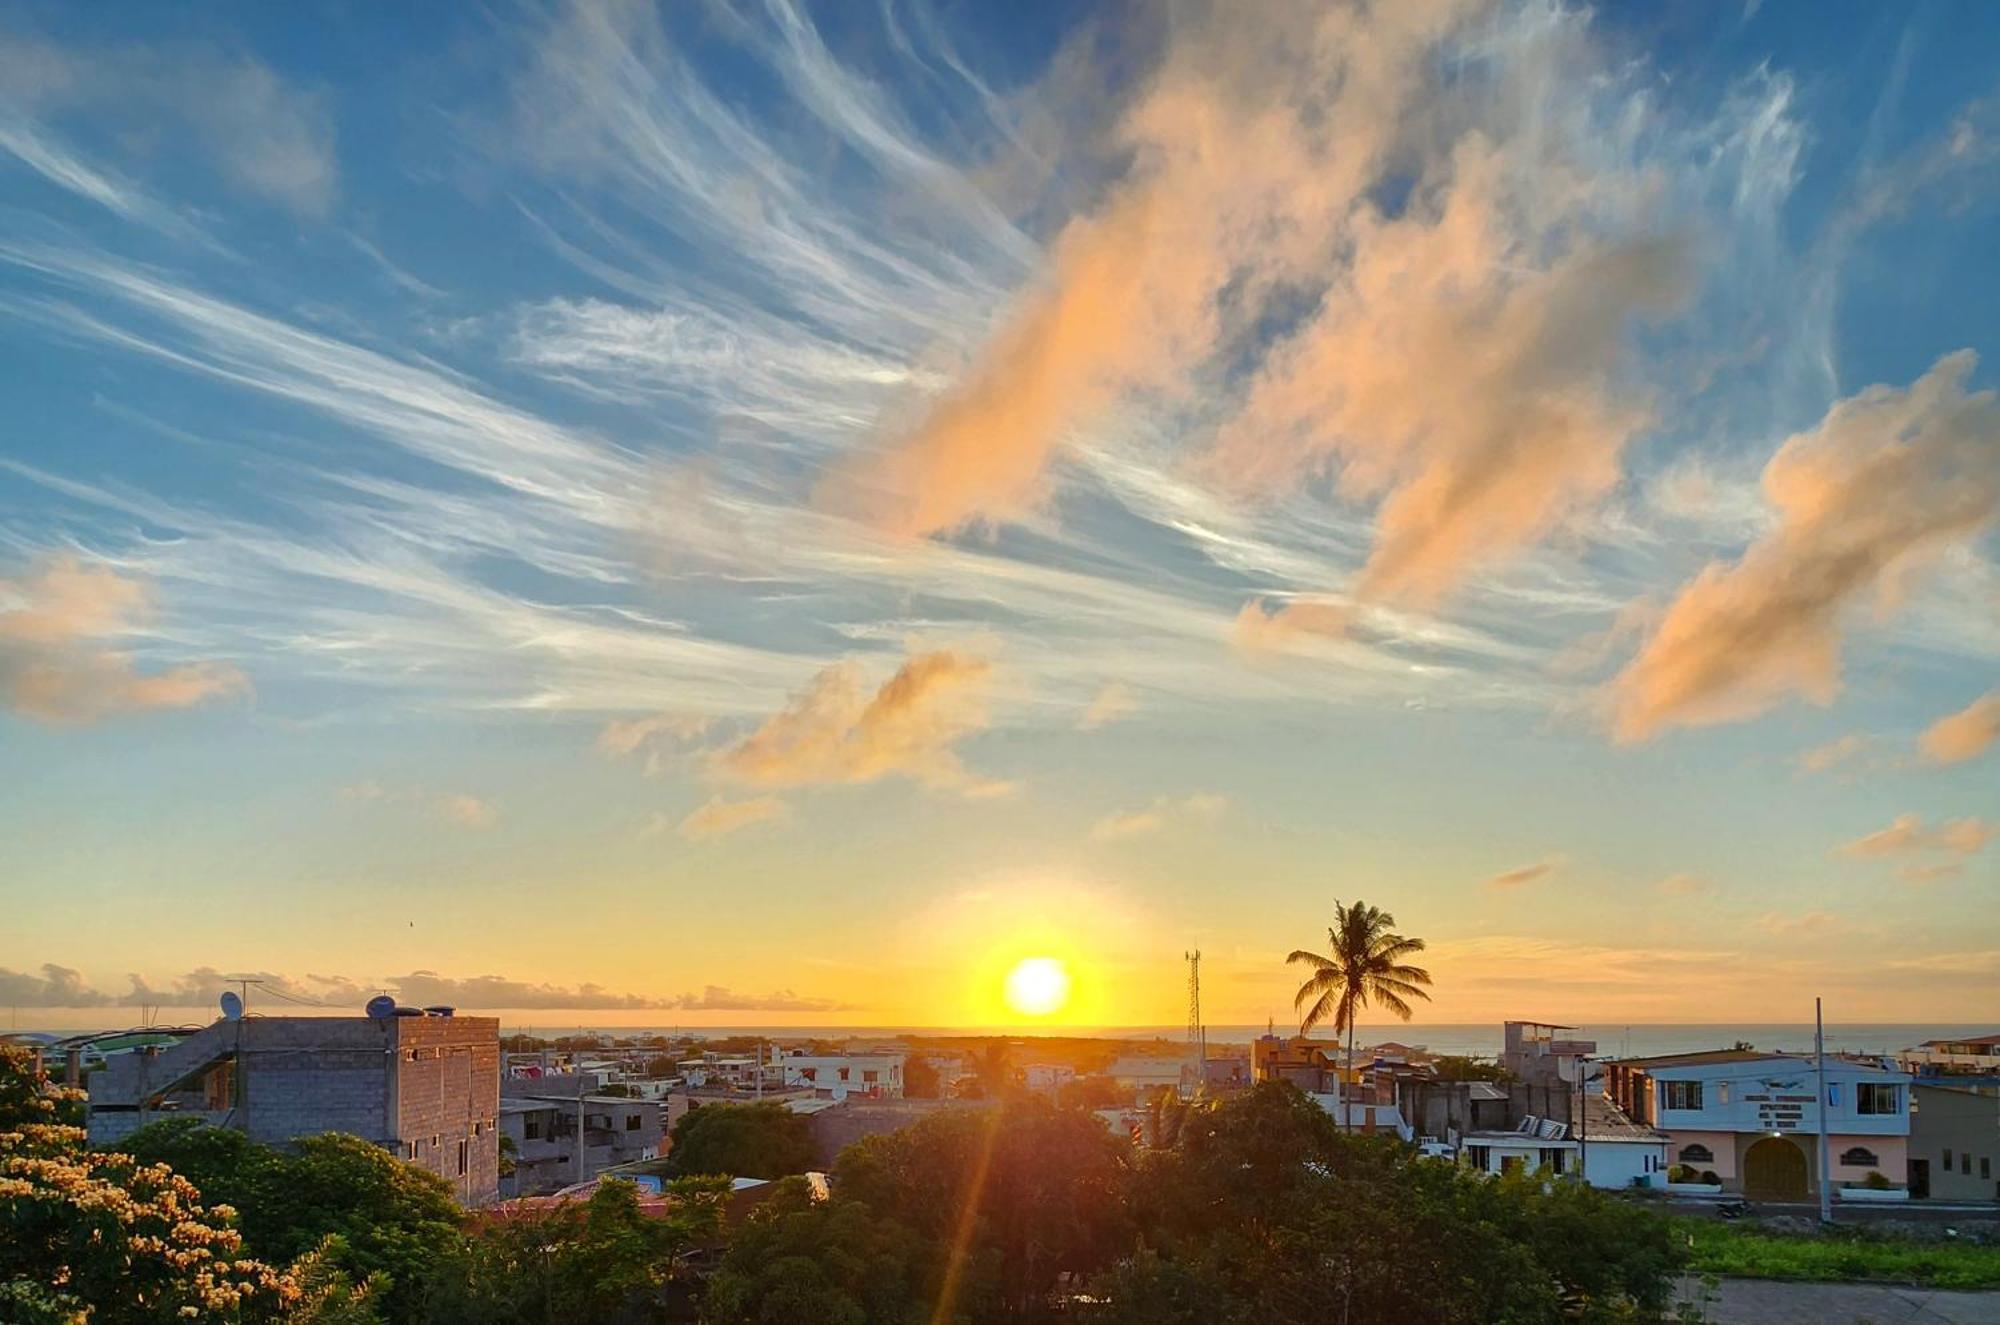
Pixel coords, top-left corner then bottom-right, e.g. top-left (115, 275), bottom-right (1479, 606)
top-left (219, 991), bottom-right (244, 1021)
top-left (365, 994), bottom-right (397, 1020)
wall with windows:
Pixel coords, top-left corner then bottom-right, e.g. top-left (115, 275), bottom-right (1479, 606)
top-left (1643, 1058), bottom-right (1911, 1139)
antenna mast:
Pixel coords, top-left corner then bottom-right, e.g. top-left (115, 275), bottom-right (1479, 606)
top-left (1185, 950), bottom-right (1205, 1073)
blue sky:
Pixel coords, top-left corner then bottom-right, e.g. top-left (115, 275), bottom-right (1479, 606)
top-left (1, 0), bottom-right (1995, 1029)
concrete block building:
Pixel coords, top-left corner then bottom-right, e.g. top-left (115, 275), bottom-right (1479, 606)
top-left (496, 1083), bottom-right (666, 1197)
top-left (1909, 1083), bottom-right (2000, 1200)
top-left (85, 1013), bottom-right (501, 1205)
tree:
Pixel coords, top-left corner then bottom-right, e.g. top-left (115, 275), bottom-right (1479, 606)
top-left (1, 1115), bottom-right (302, 1322)
top-left (960, 1042), bottom-right (1016, 1099)
top-left (118, 1121), bottom-right (462, 1324)
top-left (663, 1102), bottom-right (815, 1180)
top-left (0, 1044), bottom-right (83, 1130)
top-left (707, 1178), bottom-right (930, 1324)
top-left (1095, 1081), bottom-right (1685, 1324)
top-left (429, 1176), bottom-right (727, 1324)
top-left (1056, 1076), bottom-right (1130, 1112)
top-left (903, 1056), bottom-right (941, 1099)
top-left (834, 1097), bottom-right (1132, 1318)
top-left (1287, 899), bottom-right (1432, 1131)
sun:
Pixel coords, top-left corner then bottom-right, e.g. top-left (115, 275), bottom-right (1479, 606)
top-left (1002, 956), bottom-right (1072, 1018)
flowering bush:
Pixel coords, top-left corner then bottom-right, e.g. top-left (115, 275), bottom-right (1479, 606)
top-left (0, 1046), bottom-right (360, 1322)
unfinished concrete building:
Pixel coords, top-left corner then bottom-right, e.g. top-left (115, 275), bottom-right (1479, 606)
top-left (85, 1013), bottom-right (501, 1205)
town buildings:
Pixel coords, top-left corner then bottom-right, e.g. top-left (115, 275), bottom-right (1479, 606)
top-left (1601, 1050), bottom-right (1912, 1200)
top-left (1899, 1035), bottom-right (2000, 1095)
top-left (496, 1081), bottom-right (666, 1198)
top-left (83, 1011), bottom-right (501, 1205)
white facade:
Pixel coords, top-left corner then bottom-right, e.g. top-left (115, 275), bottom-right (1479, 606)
top-left (1109, 1055), bottom-right (1190, 1092)
top-left (1023, 1063), bottom-right (1077, 1092)
top-left (777, 1051), bottom-right (904, 1101)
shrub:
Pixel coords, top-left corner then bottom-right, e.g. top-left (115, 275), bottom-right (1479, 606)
top-left (1700, 1170), bottom-right (1721, 1185)
top-left (1667, 1163), bottom-right (1695, 1183)
top-left (1862, 1170), bottom-right (1892, 1190)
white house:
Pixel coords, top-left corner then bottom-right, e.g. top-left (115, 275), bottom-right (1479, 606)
top-left (1603, 1050), bottom-right (1912, 1199)
top-left (776, 1050), bottom-right (905, 1101)
top-left (1306, 1094), bottom-right (1413, 1141)
top-left (1109, 1055), bottom-right (1192, 1093)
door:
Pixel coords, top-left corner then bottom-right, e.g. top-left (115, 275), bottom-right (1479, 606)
top-left (1908, 1158), bottom-right (1929, 1199)
top-left (1744, 1137), bottom-right (1809, 1200)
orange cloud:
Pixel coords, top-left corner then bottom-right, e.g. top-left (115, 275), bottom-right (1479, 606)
top-left (1078, 681), bottom-right (1138, 731)
top-left (1611, 351), bottom-right (2000, 741)
top-left (1089, 792), bottom-right (1226, 841)
top-left (1836, 812), bottom-right (1993, 859)
top-left (1919, 690), bottom-right (2000, 765)
top-left (715, 649), bottom-right (1001, 793)
top-left (1484, 858), bottom-right (1560, 890)
top-left (0, 555), bottom-right (249, 724)
top-left (436, 794), bottom-right (499, 830)
top-left (1216, 146), bottom-right (1687, 624)
top-left (1797, 734), bottom-right (1868, 774)
top-left (826, 2), bottom-right (1482, 539)
top-left (677, 795), bottom-right (787, 842)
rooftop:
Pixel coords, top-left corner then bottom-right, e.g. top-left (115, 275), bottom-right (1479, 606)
top-left (1573, 1091), bottom-right (1668, 1142)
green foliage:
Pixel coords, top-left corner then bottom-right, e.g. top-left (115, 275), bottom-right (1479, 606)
top-left (428, 1177), bottom-right (727, 1324)
top-left (1679, 1218), bottom-right (2000, 1290)
top-left (1055, 1075), bottom-right (1130, 1111)
top-left (1090, 1082), bottom-right (1685, 1324)
top-left (834, 1096), bottom-right (1133, 1317)
top-left (903, 1056), bottom-right (942, 1099)
top-left (663, 1102), bottom-right (814, 1180)
top-left (117, 1121), bottom-right (461, 1323)
top-left (1429, 1054), bottom-right (1512, 1083)
top-left (1860, 1169), bottom-right (1891, 1190)
top-left (707, 1178), bottom-right (930, 1324)
top-left (1, 1117), bottom-right (300, 1323)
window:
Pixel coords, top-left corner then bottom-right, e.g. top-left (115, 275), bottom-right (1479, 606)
top-left (1857, 1083), bottom-right (1899, 1115)
top-left (839, 1067), bottom-right (850, 1081)
top-left (1661, 1081), bottom-right (1703, 1111)
top-left (1679, 1144), bottom-right (1715, 1164)
top-left (1945, 1148), bottom-right (1954, 1169)
top-left (457, 1140), bottom-right (468, 1176)
top-left (863, 1070), bottom-right (878, 1084)
top-left (625, 1115), bottom-right (641, 1131)
top-left (1840, 1147), bottom-right (1879, 1167)
top-left (1717, 1083), bottom-right (1730, 1105)
top-left (1984, 1157), bottom-right (1992, 1180)
top-left (524, 1116), bottom-right (542, 1140)
top-left (1965, 1153), bottom-right (1974, 1176)
top-left (1500, 1155), bottom-right (1524, 1175)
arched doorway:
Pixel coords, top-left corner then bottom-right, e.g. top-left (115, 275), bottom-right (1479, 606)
top-left (1743, 1137), bottom-right (1809, 1200)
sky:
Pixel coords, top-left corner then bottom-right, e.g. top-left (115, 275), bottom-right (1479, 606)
top-left (1, 0), bottom-right (1996, 1033)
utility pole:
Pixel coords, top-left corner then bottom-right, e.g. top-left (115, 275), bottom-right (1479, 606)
top-left (1815, 998), bottom-right (1833, 1224)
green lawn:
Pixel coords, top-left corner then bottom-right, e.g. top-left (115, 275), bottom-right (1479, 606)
top-left (1676, 1218), bottom-right (2000, 1291)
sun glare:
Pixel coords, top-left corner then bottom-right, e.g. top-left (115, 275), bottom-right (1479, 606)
top-left (1002, 956), bottom-right (1071, 1018)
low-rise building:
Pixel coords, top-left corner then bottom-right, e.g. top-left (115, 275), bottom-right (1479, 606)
top-left (1899, 1034), bottom-right (2000, 1096)
top-left (1110, 1053), bottom-right (1194, 1094)
top-left (1909, 1084), bottom-right (2000, 1201)
top-left (775, 1050), bottom-right (904, 1101)
top-left (85, 1012), bottom-right (501, 1205)
top-left (1602, 1050), bottom-right (1911, 1200)
top-left (496, 1088), bottom-right (665, 1198)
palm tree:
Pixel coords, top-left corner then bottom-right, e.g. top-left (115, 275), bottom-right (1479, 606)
top-left (1288, 900), bottom-right (1432, 1131)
